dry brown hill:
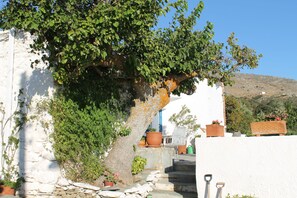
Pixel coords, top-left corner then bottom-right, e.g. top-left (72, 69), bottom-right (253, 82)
top-left (224, 73), bottom-right (297, 98)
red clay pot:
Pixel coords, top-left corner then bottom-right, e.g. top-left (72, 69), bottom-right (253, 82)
top-left (206, 124), bottom-right (224, 137)
top-left (0, 185), bottom-right (15, 195)
top-left (250, 121), bottom-right (287, 136)
top-left (138, 139), bottom-right (146, 147)
top-left (178, 145), bottom-right (187, 154)
top-left (104, 181), bottom-right (114, 187)
top-left (146, 132), bottom-right (162, 147)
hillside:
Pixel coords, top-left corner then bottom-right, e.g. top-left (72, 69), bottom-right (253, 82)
top-left (224, 73), bottom-right (297, 98)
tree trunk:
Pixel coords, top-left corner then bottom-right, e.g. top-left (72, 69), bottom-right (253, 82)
top-left (104, 81), bottom-right (177, 184)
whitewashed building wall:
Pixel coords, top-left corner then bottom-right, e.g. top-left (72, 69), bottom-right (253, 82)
top-left (151, 80), bottom-right (225, 144)
top-left (196, 136), bottom-right (297, 198)
top-left (0, 30), bottom-right (61, 196)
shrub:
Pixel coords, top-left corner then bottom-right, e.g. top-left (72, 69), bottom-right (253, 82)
top-left (50, 70), bottom-right (132, 182)
top-left (225, 95), bottom-right (254, 135)
top-left (50, 98), bottom-right (131, 182)
top-left (131, 156), bottom-right (147, 175)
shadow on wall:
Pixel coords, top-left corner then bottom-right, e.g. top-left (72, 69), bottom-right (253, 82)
top-left (18, 65), bottom-right (55, 195)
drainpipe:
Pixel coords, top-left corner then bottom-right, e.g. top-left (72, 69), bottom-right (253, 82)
top-left (8, 28), bottom-right (15, 130)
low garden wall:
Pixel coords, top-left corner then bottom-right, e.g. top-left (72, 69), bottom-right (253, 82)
top-left (196, 136), bottom-right (297, 198)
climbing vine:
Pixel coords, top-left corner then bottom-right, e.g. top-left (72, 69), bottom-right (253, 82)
top-left (0, 89), bottom-right (26, 188)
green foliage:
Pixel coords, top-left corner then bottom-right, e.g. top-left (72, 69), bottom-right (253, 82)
top-left (0, 0), bottom-right (261, 87)
top-left (253, 98), bottom-right (288, 121)
top-left (226, 95), bottom-right (297, 135)
top-left (131, 156), bottom-right (147, 175)
top-left (225, 95), bottom-right (254, 135)
top-left (48, 69), bottom-right (132, 182)
top-left (147, 127), bottom-right (157, 132)
top-left (50, 96), bottom-right (130, 182)
top-left (1, 0), bottom-right (261, 182)
top-left (0, 90), bottom-right (26, 189)
top-left (103, 171), bottom-right (119, 183)
top-left (169, 105), bottom-right (200, 132)
top-left (284, 98), bottom-right (297, 135)
top-left (226, 194), bottom-right (256, 198)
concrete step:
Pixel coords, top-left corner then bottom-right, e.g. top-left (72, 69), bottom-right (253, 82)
top-left (154, 178), bottom-right (197, 193)
top-left (149, 189), bottom-right (197, 198)
top-left (173, 160), bottom-right (196, 172)
top-left (175, 154), bottom-right (196, 162)
top-left (160, 171), bottom-right (196, 183)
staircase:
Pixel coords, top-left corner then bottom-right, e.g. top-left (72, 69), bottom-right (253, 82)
top-left (150, 154), bottom-right (197, 198)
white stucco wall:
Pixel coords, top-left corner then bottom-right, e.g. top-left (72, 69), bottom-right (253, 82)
top-left (196, 136), bottom-right (297, 198)
top-left (0, 30), bottom-right (61, 196)
top-left (160, 80), bottom-right (225, 138)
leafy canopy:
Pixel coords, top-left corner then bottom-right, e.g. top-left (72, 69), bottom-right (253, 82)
top-left (0, 0), bottom-right (261, 89)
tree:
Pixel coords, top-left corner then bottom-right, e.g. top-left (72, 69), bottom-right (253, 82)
top-left (0, 0), bottom-right (261, 184)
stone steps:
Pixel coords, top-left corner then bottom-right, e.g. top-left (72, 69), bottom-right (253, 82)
top-left (160, 171), bottom-right (196, 183)
top-left (150, 155), bottom-right (198, 197)
top-left (149, 189), bottom-right (197, 198)
top-left (155, 178), bottom-right (197, 193)
top-left (173, 160), bottom-right (196, 172)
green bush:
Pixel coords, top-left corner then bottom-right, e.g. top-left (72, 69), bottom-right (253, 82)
top-left (50, 70), bottom-right (132, 182)
top-left (131, 156), bottom-right (147, 175)
top-left (50, 97), bottom-right (124, 181)
top-left (225, 95), bottom-right (254, 135)
top-left (226, 95), bottom-right (297, 135)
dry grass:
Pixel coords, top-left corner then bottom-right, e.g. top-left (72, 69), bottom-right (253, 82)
top-left (224, 73), bottom-right (297, 98)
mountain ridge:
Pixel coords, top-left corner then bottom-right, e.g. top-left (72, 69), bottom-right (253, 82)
top-left (224, 73), bottom-right (297, 98)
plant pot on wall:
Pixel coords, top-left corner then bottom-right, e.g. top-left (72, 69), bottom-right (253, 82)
top-left (0, 185), bottom-right (15, 196)
top-left (206, 124), bottom-right (224, 137)
top-left (146, 132), bottom-right (162, 147)
top-left (250, 121), bottom-right (287, 136)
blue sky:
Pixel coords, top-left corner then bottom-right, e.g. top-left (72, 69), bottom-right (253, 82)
top-left (1, 1), bottom-right (297, 80)
top-left (158, 0), bottom-right (297, 80)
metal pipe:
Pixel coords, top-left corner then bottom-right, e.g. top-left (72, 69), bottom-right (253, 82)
top-left (8, 28), bottom-right (15, 131)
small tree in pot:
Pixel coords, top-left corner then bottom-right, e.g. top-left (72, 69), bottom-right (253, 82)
top-left (169, 105), bottom-right (200, 154)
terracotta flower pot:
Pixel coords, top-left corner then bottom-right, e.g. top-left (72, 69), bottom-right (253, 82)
top-left (146, 132), bottom-right (162, 147)
top-left (138, 139), bottom-right (146, 147)
top-left (250, 121), bottom-right (287, 136)
top-left (0, 185), bottom-right (15, 195)
top-left (206, 124), bottom-right (224, 137)
top-left (104, 181), bottom-right (114, 187)
top-left (178, 145), bottom-right (187, 154)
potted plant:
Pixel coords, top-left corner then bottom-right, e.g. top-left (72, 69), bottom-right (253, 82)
top-left (0, 177), bottom-right (24, 195)
top-left (0, 93), bottom-right (26, 195)
top-left (103, 171), bottom-right (119, 187)
top-left (169, 105), bottom-right (200, 154)
top-left (138, 136), bottom-right (146, 147)
top-left (146, 127), bottom-right (162, 147)
top-left (251, 111), bottom-right (288, 136)
top-left (206, 120), bottom-right (224, 137)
